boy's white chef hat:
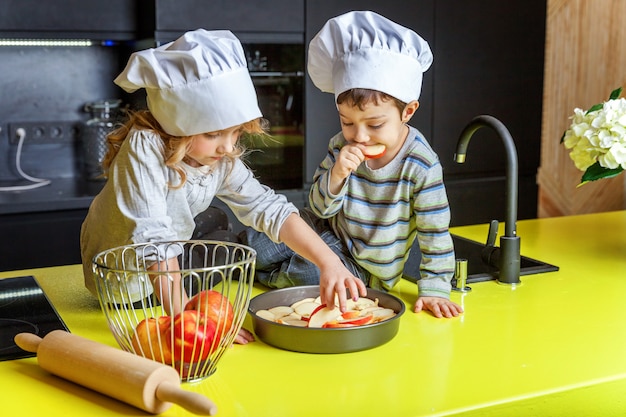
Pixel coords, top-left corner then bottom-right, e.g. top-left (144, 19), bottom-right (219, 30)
top-left (308, 11), bottom-right (433, 104)
top-left (114, 29), bottom-right (262, 136)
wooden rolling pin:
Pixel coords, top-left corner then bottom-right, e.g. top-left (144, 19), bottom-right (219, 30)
top-left (14, 330), bottom-right (217, 415)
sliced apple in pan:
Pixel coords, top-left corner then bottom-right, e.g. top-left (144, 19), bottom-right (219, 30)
top-left (293, 301), bottom-right (322, 321)
top-left (353, 297), bottom-right (378, 310)
top-left (267, 305), bottom-right (294, 319)
top-left (360, 306), bottom-right (383, 315)
top-left (323, 313), bottom-right (374, 328)
top-left (371, 308), bottom-right (396, 322)
top-left (256, 309), bottom-right (276, 322)
top-left (340, 310), bottom-right (361, 320)
top-left (290, 297), bottom-right (316, 309)
top-left (342, 313), bottom-right (374, 326)
top-left (307, 305), bottom-right (342, 328)
top-left (322, 321), bottom-right (356, 328)
top-left (277, 317), bottom-right (309, 327)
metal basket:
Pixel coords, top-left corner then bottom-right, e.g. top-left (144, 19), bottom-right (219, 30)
top-left (92, 240), bottom-right (256, 382)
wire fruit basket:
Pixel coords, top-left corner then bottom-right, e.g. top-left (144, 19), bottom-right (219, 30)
top-left (92, 240), bottom-right (256, 382)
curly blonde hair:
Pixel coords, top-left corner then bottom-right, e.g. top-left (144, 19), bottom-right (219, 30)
top-left (102, 109), bottom-right (268, 188)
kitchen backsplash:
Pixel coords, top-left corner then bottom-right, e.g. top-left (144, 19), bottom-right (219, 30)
top-left (0, 45), bottom-right (130, 182)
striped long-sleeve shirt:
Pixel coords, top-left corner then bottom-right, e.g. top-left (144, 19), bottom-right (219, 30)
top-left (309, 126), bottom-right (455, 298)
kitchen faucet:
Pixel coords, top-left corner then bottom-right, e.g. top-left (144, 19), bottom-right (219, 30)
top-left (453, 115), bottom-right (521, 285)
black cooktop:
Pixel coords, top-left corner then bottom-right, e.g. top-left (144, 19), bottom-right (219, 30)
top-left (0, 275), bottom-right (69, 361)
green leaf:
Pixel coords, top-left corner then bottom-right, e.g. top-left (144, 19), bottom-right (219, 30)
top-left (585, 103), bottom-right (603, 114)
top-left (579, 161), bottom-right (624, 185)
top-left (609, 87), bottom-right (623, 100)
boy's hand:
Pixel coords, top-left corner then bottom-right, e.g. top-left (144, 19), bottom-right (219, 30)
top-left (414, 296), bottom-right (463, 318)
top-left (329, 144), bottom-right (367, 194)
top-left (332, 144), bottom-right (366, 179)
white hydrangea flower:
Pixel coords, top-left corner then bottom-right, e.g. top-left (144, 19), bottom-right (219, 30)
top-left (563, 96), bottom-right (626, 176)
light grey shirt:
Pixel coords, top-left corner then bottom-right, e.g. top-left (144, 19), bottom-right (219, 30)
top-left (81, 128), bottom-right (297, 297)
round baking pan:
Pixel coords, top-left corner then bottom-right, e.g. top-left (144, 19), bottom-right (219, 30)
top-left (248, 286), bottom-right (405, 354)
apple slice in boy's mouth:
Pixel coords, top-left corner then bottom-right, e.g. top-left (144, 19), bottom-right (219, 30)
top-left (362, 144), bottom-right (386, 159)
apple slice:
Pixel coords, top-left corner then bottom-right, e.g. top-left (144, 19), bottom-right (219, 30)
top-left (323, 313), bottom-right (374, 328)
top-left (371, 308), bottom-right (396, 322)
top-left (360, 306), bottom-right (383, 315)
top-left (294, 301), bottom-right (322, 321)
top-left (255, 309), bottom-right (276, 321)
top-left (290, 297), bottom-right (316, 309)
top-left (268, 305), bottom-right (294, 319)
top-left (322, 321), bottom-right (357, 328)
top-left (363, 144), bottom-right (386, 159)
top-left (340, 310), bottom-right (361, 320)
top-left (340, 313), bottom-right (374, 326)
top-left (277, 317), bottom-right (309, 327)
top-left (354, 297), bottom-right (378, 310)
top-left (308, 305), bottom-right (341, 328)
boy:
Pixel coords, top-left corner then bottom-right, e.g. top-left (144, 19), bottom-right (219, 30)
top-left (245, 11), bottom-right (462, 318)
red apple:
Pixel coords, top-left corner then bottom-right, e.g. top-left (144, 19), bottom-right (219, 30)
top-left (131, 316), bottom-right (172, 363)
top-left (185, 290), bottom-right (234, 336)
top-left (363, 144), bottom-right (386, 159)
top-left (170, 310), bottom-right (217, 363)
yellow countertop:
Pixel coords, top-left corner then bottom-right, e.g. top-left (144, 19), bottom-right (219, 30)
top-left (1, 210), bottom-right (626, 416)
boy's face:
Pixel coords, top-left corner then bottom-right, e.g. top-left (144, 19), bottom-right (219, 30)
top-left (337, 98), bottom-right (418, 165)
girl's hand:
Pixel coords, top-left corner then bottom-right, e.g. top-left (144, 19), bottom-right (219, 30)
top-left (234, 327), bottom-right (255, 345)
top-left (319, 260), bottom-right (368, 313)
top-left (414, 296), bottom-right (463, 318)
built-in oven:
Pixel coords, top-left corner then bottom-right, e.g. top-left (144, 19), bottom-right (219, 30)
top-left (241, 42), bottom-right (304, 190)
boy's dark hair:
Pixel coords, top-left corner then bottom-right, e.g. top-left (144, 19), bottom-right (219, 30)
top-left (336, 89), bottom-right (407, 114)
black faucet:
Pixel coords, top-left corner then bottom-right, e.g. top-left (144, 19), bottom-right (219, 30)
top-left (454, 115), bottom-right (521, 285)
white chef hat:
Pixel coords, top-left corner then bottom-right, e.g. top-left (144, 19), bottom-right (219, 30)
top-left (308, 11), bottom-right (433, 104)
top-left (114, 29), bottom-right (262, 136)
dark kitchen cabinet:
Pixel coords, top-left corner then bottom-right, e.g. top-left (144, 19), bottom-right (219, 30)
top-left (431, 0), bottom-right (546, 226)
top-left (0, 209), bottom-right (87, 272)
top-left (154, 0), bottom-right (304, 43)
top-left (0, 0), bottom-right (150, 40)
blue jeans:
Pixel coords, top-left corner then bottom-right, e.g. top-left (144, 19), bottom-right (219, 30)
top-left (243, 208), bottom-right (369, 289)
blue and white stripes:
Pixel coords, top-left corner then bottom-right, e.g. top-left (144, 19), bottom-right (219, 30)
top-left (310, 126), bottom-right (454, 297)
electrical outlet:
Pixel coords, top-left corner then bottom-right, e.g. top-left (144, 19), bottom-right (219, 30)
top-left (8, 121), bottom-right (78, 145)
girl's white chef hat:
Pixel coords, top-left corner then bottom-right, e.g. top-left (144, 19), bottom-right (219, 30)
top-left (114, 29), bottom-right (262, 136)
top-left (308, 11), bottom-right (433, 104)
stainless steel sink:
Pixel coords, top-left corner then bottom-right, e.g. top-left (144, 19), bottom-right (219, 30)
top-left (403, 234), bottom-right (559, 285)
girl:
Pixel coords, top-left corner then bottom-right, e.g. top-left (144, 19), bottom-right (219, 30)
top-left (80, 29), bottom-right (366, 344)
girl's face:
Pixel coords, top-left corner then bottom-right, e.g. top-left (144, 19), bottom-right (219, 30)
top-left (185, 125), bottom-right (242, 167)
top-left (338, 98), bottom-right (418, 165)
